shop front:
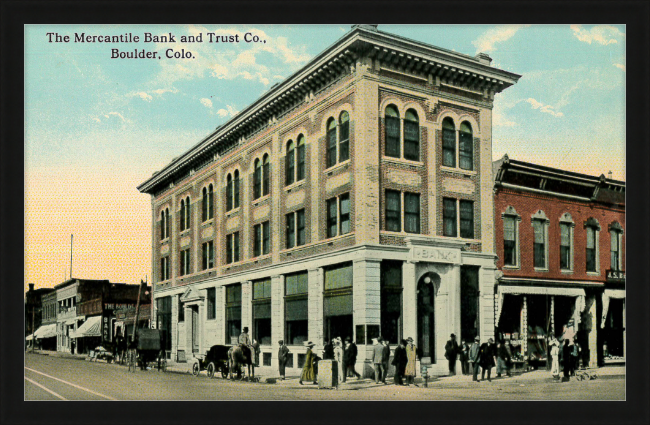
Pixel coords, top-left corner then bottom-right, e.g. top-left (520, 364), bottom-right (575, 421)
top-left (495, 282), bottom-right (591, 369)
top-left (601, 287), bottom-right (625, 364)
top-left (71, 315), bottom-right (102, 354)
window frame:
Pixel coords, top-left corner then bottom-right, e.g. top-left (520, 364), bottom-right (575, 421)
top-left (559, 213), bottom-right (575, 272)
top-left (179, 248), bottom-right (191, 276)
top-left (207, 287), bottom-right (216, 320)
top-left (403, 109), bottom-right (420, 162)
top-left (384, 105), bottom-right (401, 159)
top-left (585, 218), bottom-right (600, 274)
top-left (458, 122), bottom-right (474, 171)
top-left (325, 112), bottom-right (352, 169)
top-left (385, 190), bottom-right (401, 232)
top-left (202, 241), bottom-right (214, 270)
top-left (609, 223), bottom-right (624, 272)
top-left (459, 200), bottom-right (474, 239)
top-left (501, 207), bottom-right (521, 269)
top-left (531, 211), bottom-right (550, 271)
top-left (442, 118), bottom-right (456, 168)
top-left (442, 198), bottom-right (457, 237)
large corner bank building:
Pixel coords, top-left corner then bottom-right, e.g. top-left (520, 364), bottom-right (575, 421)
top-left (138, 25), bottom-right (520, 376)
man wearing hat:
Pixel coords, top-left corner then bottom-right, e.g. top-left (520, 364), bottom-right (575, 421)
top-left (372, 336), bottom-right (386, 384)
top-left (238, 327), bottom-right (253, 360)
top-left (479, 337), bottom-right (497, 382)
top-left (468, 336), bottom-right (481, 381)
top-left (445, 333), bottom-right (460, 376)
top-left (342, 337), bottom-right (360, 382)
top-left (404, 337), bottom-right (418, 386)
top-left (278, 340), bottom-right (289, 381)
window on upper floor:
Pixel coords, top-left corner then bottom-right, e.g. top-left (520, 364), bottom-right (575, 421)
top-left (385, 190), bottom-right (401, 232)
top-left (253, 221), bottom-right (270, 257)
top-left (559, 213), bottom-right (575, 272)
top-left (226, 232), bottom-right (240, 264)
top-left (326, 193), bottom-right (350, 238)
top-left (502, 206), bottom-right (521, 267)
top-left (609, 222), bottom-right (624, 271)
top-left (179, 249), bottom-right (191, 276)
top-left (227, 174), bottom-right (233, 211)
top-left (202, 184), bottom-right (214, 222)
top-left (403, 109), bottom-right (420, 162)
top-left (385, 190), bottom-right (421, 234)
top-left (286, 209), bottom-right (306, 249)
top-left (585, 218), bottom-right (600, 273)
top-left (202, 241), bottom-right (214, 270)
top-left (285, 135), bottom-right (306, 186)
top-left (160, 208), bottom-right (170, 240)
top-left (442, 118), bottom-right (475, 170)
top-left (326, 112), bottom-right (350, 169)
top-left (385, 105), bottom-right (400, 158)
top-left (254, 155), bottom-right (270, 199)
top-left (459, 122), bottom-right (474, 171)
top-left (531, 211), bottom-right (549, 270)
top-left (442, 118), bottom-right (456, 167)
top-left (443, 198), bottom-right (475, 239)
top-left (286, 140), bottom-right (295, 186)
top-left (179, 197), bottom-right (191, 231)
top-left (160, 256), bottom-right (170, 281)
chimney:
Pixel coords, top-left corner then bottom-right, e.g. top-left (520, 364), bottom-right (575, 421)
top-left (607, 171), bottom-right (613, 180)
top-left (29, 283), bottom-right (35, 292)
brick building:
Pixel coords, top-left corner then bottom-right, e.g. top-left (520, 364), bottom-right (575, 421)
top-left (138, 25), bottom-right (520, 376)
top-left (493, 156), bottom-right (625, 368)
top-left (24, 283), bottom-right (55, 348)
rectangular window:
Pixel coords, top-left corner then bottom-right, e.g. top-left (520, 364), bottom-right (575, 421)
top-left (286, 212), bottom-right (296, 249)
top-left (443, 198), bottom-right (457, 237)
top-left (586, 227), bottom-right (596, 272)
top-left (381, 260), bottom-right (403, 344)
top-left (234, 231), bottom-right (240, 262)
top-left (339, 120), bottom-right (350, 162)
top-left (296, 209), bottom-right (306, 246)
top-left (459, 131), bottom-right (473, 170)
top-left (403, 120), bottom-right (419, 161)
top-left (385, 116), bottom-right (400, 158)
top-left (459, 200), bottom-right (474, 239)
top-left (442, 129), bottom-right (456, 167)
top-left (226, 234), bottom-right (233, 264)
top-left (533, 220), bottom-right (546, 268)
top-left (207, 288), bottom-right (216, 320)
top-left (227, 180), bottom-right (233, 211)
top-left (234, 176), bottom-right (240, 208)
top-left (262, 162), bottom-right (270, 196)
top-left (202, 241), bottom-right (214, 270)
top-left (324, 262), bottom-right (353, 291)
top-left (262, 221), bottom-right (270, 255)
top-left (560, 223), bottom-right (571, 270)
top-left (178, 297), bottom-right (185, 322)
top-left (160, 257), bottom-right (170, 281)
top-left (404, 193), bottom-right (421, 234)
top-left (254, 224), bottom-right (262, 257)
top-left (503, 217), bottom-right (516, 266)
top-left (285, 272), bottom-right (308, 346)
top-left (286, 149), bottom-right (295, 186)
top-left (327, 198), bottom-right (338, 238)
top-left (226, 233), bottom-right (240, 264)
top-left (285, 271), bottom-right (309, 296)
top-left (610, 231), bottom-right (620, 271)
top-left (340, 193), bottom-right (350, 235)
top-left (180, 249), bottom-right (190, 276)
top-left (385, 190), bottom-right (401, 232)
top-left (326, 127), bottom-right (337, 168)
top-left (253, 279), bottom-right (272, 300)
top-left (254, 167), bottom-right (262, 199)
top-left (225, 285), bottom-right (242, 344)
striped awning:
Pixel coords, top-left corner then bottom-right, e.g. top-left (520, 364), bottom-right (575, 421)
top-left (71, 315), bottom-right (101, 338)
top-left (26, 324), bottom-right (57, 341)
top-left (495, 285), bottom-right (586, 327)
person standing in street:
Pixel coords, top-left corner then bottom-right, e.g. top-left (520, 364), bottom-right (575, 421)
top-left (479, 338), bottom-right (497, 382)
top-left (342, 337), bottom-right (360, 382)
top-left (381, 339), bottom-right (391, 384)
top-left (299, 341), bottom-right (317, 385)
top-left (469, 336), bottom-right (481, 381)
top-left (562, 339), bottom-right (572, 381)
top-left (392, 339), bottom-right (407, 385)
top-left (333, 337), bottom-right (344, 383)
top-left (404, 337), bottom-right (418, 386)
top-left (496, 341), bottom-right (512, 378)
top-left (445, 333), bottom-right (459, 376)
top-left (571, 337), bottom-right (582, 374)
top-left (550, 339), bottom-right (560, 379)
top-left (459, 339), bottom-right (470, 375)
top-left (372, 337), bottom-right (386, 384)
top-left (278, 340), bottom-right (289, 381)
top-left (322, 338), bottom-right (334, 361)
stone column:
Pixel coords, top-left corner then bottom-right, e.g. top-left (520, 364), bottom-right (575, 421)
top-left (171, 294), bottom-right (179, 360)
top-left (308, 268), bottom-right (324, 345)
top-left (241, 281), bottom-right (252, 335)
top-left (587, 294), bottom-right (598, 368)
top-left (522, 296), bottom-right (528, 366)
top-left (217, 286), bottom-right (226, 345)
top-left (184, 305), bottom-right (193, 357)
top-left (271, 274), bottom-right (284, 370)
top-left (199, 288), bottom-right (207, 355)
top-left (479, 266), bottom-right (496, 343)
top-left (402, 261), bottom-right (417, 343)
top-left (353, 258), bottom-right (381, 377)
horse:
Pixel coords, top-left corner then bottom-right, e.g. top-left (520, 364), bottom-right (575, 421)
top-left (228, 345), bottom-right (255, 381)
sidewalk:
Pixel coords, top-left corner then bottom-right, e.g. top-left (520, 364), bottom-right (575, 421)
top-left (28, 349), bottom-right (88, 361)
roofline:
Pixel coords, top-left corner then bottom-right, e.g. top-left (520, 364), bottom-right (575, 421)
top-left (138, 25), bottom-right (521, 194)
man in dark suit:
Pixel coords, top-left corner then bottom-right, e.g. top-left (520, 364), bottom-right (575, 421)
top-left (445, 333), bottom-right (459, 375)
top-left (479, 338), bottom-right (497, 382)
top-left (391, 339), bottom-right (407, 385)
top-left (342, 336), bottom-right (360, 382)
top-left (322, 338), bottom-right (334, 360)
top-left (277, 340), bottom-right (289, 380)
top-left (381, 339), bottom-right (391, 384)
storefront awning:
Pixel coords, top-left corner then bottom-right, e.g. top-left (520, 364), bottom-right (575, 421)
top-left (495, 285), bottom-right (586, 327)
top-left (71, 315), bottom-right (101, 338)
top-left (35, 323), bottom-right (57, 339)
top-left (601, 289), bottom-right (625, 328)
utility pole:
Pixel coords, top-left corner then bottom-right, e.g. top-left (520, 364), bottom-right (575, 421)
top-left (70, 234), bottom-right (73, 279)
top-left (131, 278), bottom-right (146, 343)
top-left (31, 306), bottom-right (35, 353)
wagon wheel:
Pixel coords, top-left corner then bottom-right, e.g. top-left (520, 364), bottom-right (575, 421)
top-left (207, 362), bottom-right (216, 379)
top-left (192, 361), bottom-right (201, 377)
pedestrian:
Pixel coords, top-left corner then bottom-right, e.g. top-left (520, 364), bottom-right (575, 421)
top-left (550, 339), bottom-right (560, 379)
top-left (445, 333), bottom-right (459, 376)
top-left (469, 336), bottom-right (481, 381)
top-left (71, 339), bottom-right (76, 355)
top-left (322, 338), bottom-right (334, 360)
top-left (252, 339), bottom-right (261, 367)
top-left (342, 337), bottom-right (360, 382)
top-left (299, 341), bottom-right (317, 385)
top-left (571, 337), bottom-right (582, 373)
top-left (333, 337), bottom-right (344, 383)
top-left (479, 337), bottom-right (497, 382)
top-left (562, 339), bottom-right (572, 380)
top-left (496, 341), bottom-right (512, 378)
top-left (459, 339), bottom-right (470, 375)
top-left (392, 339), bottom-right (407, 385)
top-left (404, 337), bottom-right (418, 386)
top-left (381, 339), bottom-right (391, 384)
top-left (278, 340), bottom-right (289, 380)
top-left (372, 337), bottom-right (386, 384)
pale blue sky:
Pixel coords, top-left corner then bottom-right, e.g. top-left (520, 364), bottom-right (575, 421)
top-left (24, 24), bottom-right (626, 288)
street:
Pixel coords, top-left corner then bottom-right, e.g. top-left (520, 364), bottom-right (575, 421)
top-left (24, 353), bottom-right (625, 401)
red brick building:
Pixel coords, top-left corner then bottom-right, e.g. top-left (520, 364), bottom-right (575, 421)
top-left (493, 155), bottom-right (625, 368)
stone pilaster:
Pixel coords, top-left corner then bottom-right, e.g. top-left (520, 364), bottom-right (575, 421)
top-left (271, 274), bottom-right (284, 369)
top-left (479, 266), bottom-right (496, 343)
top-left (587, 294), bottom-right (598, 368)
top-left (241, 281), bottom-right (252, 334)
top-left (184, 305), bottom-right (193, 357)
top-left (171, 294), bottom-right (179, 359)
top-left (217, 286), bottom-right (226, 345)
top-left (352, 258), bottom-right (381, 371)
top-left (402, 261), bottom-right (417, 343)
top-left (308, 268), bottom-right (324, 345)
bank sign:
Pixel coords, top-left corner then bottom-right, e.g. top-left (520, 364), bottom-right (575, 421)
top-left (411, 247), bottom-right (460, 264)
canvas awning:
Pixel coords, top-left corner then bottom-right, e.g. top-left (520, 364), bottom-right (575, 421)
top-left (71, 315), bottom-right (101, 338)
top-left (495, 285), bottom-right (586, 327)
top-left (35, 323), bottom-right (57, 339)
top-left (601, 289), bottom-right (625, 328)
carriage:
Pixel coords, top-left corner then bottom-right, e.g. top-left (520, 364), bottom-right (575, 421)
top-left (190, 344), bottom-right (230, 378)
top-left (126, 328), bottom-right (167, 372)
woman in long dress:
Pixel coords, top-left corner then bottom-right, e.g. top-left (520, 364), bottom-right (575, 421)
top-left (333, 337), bottom-right (344, 383)
top-left (299, 341), bottom-right (317, 385)
top-left (404, 337), bottom-right (418, 386)
top-left (550, 339), bottom-right (560, 378)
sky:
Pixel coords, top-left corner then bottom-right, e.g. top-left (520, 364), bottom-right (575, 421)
top-left (24, 24), bottom-right (626, 291)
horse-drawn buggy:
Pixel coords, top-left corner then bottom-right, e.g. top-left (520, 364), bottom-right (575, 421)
top-left (190, 344), bottom-right (259, 381)
top-left (126, 328), bottom-right (167, 373)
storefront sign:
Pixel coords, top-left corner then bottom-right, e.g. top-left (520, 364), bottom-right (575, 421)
top-left (606, 270), bottom-right (625, 283)
top-left (104, 303), bottom-right (136, 310)
top-left (412, 247), bottom-right (460, 264)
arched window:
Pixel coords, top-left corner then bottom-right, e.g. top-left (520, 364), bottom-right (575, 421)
top-left (202, 186), bottom-right (212, 222)
top-left (233, 170), bottom-right (240, 208)
top-left (385, 105), bottom-right (400, 158)
top-left (180, 199), bottom-right (186, 231)
top-left (459, 121), bottom-right (473, 170)
top-left (226, 174), bottom-right (233, 211)
top-left (262, 154), bottom-right (270, 196)
top-left (442, 117), bottom-right (456, 167)
top-left (326, 118), bottom-right (337, 168)
top-left (404, 109), bottom-right (420, 161)
top-left (208, 184), bottom-right (214, 219)
top-left (296, 135), bottom-right (306, 181)
top-left (254, 159), bottom-right (262, 199)
top-left (165, 208), bottom-right (170, 238)
top-left (160, 210), bottom-right (166, 240)
top-left (184, 196), bottom-right (191, 230)
top-left (285, 140), bottom-right (295, 186)
top-left (339, 112), bottom-right (350, 162)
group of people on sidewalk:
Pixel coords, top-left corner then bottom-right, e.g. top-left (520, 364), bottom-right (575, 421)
top-left (445, 334), bottom-right (513, 382)
top-left (550, 337), bottom-right (582, 381)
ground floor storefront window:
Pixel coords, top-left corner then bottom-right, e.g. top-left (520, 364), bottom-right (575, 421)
top-left (602, 297), bottom-right (624, 362)
top-left (324, 263), bottom-right (353, 342)
top-left (226, 284), bottom-right (242, 345)
top-left (285, 272), bottom-right (308, 346)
